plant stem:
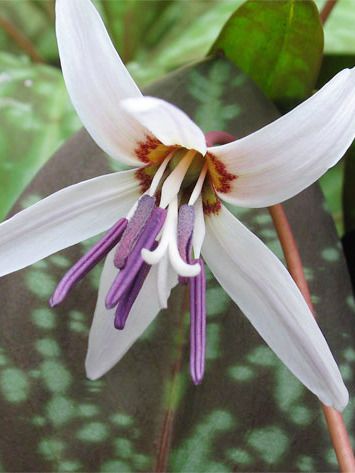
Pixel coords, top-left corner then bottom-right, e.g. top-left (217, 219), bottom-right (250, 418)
top-left (320, 0), bottom-right (338, 24)
top-left (0, 16), bottom-right (44, 63)
top-left (269, 203), bottom-right (355, 473)
top-left (0, 15), bottom-right (44, 64)
top-left (154, 286), bottom-right (189, 472)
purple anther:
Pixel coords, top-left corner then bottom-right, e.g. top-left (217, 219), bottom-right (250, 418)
top-left (178, 205), bottom-right (194, 285)
top-left (189, 258), bottom-right (206, 385)
top-left (114, 195), bottom-right (155, 269)
top-left (114, 261), bottom-right (151, 330)
top-left (105, 207), bottom-right (167, 309)
top-left (49, 218), bottom-right (128, 307)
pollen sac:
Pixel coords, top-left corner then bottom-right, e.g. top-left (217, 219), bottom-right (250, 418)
top-left (189, 257), bottom-right (206, 385)
top-left (177, 205), bottom-right (195, 284)
top-left (114, 195), bottom-right (156, 268)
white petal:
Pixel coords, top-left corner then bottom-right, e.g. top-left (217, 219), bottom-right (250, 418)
top-left (121, 96), bottom-right (207, 155)
top-left (56, 0), bottom-right (145, 166)
top-left (85, 250), bottom-right (176, 379)
top-left (203, 206), bottom-right (348, 411)
top-left (209, 68), bottom-right (355, 207)
top-left (0, 170), bottom-right (140, 276)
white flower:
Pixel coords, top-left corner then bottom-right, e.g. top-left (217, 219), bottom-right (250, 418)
top-left (0, 0), bottom-right (354, 411)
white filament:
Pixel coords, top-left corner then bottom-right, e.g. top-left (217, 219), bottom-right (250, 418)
top-left (188, 163), bottom-right (208, 206)
top-left (159, 150), bottom-right (196, 209)
top-left (148, 153), bottom-right (173, 196)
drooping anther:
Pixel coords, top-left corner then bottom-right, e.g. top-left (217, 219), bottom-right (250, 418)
top-left (189, 257), bottom-right (206, 385)
top-left (114, 195), bottom-right (155, 269)
top-left (114, 241), bottom-right (158, 329)
top-left (177, 204), bottom-right (194, 285)
top-left (105, 207), bottom-right (167, 309)
top-left (49, 217), bottom-right (128, 307)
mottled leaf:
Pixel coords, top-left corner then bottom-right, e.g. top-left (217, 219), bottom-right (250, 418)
top-left (0, 58), bottom-right (354, 473)
top-left (211, 0), bottom-right (323, 102)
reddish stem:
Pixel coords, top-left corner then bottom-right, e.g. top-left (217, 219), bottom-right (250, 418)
top-left (0, 15), bottom-right (44, 63)
top-left (154, 287), bottom-right (189, 472)
top-left (269, 204), bottom-right (355, 473)
top-left (320, 0), bottom-right (338, 24)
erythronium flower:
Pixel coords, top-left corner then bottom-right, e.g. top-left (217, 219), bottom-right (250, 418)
top-left (0, 0), bottom-right (354, 411)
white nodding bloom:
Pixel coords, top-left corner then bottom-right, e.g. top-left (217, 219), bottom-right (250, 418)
top-left (0, 0), bottom-right (353, 409)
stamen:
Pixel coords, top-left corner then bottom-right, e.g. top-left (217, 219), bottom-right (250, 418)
top-left (177, 204), bottom-right (194, 285)
top-left (168, 198), bottom-right (200, 278)
top-left (148, 154), bottom-right (173, 196)
top-left (189, 258), bottom-right (206, 385)
top-left (115, 261), bottom-right (150, 329)
top-left (160, 150), bottom-right (196, 208)
top-left (114, 238), bottom-right (156, 329)
top-left (114, 195), bottom-right (155, 268)
top-left (188, 163), bottom-right (208, 206)
top-left (105, 207), bottom-right (167, 309)
top-left (141, 200), bottom-right (175, 265)
top-left (49, 218), bottom-right (128, 307)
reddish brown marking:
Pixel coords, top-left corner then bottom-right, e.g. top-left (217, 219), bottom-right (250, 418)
top-left (135, 135), bottom-right (161, 163)
top-left (206, 152), bottom-right (237, 193)
top-left (201, 177), bottom-right (221, 216)
top-left (203, 200), bottom-right (221, 215)
top-left (135, 166), bottom-right (156, 193)
top-left (135, 135), bottom-right (175, 165)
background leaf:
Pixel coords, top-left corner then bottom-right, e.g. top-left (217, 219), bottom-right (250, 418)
top-left (211, 0), bottom-right (324, 103)
top-left (0, 57), bottom-right (354, 473)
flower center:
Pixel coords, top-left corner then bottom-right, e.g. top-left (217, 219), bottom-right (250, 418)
top-left (134, 135), bottom-right (236, 215)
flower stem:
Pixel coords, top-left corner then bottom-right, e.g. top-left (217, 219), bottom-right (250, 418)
top-left (0, 15), bottom-right (44, 64)
top-left (154, 286), bottom-right (189, 472)
top-left (269, 203), bottom-right (355, 473)
top-left (320, 0), bottom-right (338, 24)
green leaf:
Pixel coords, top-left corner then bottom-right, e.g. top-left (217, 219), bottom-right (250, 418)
top-left (126, 0), bottom-right (244, 86)
top-left (0, 52), bottom-right (80, 220)
top-left (211, 0), bottom-right (324, 102)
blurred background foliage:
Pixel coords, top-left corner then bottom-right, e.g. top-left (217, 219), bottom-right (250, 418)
top-left (0, 0), bottom-right (354, 238)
